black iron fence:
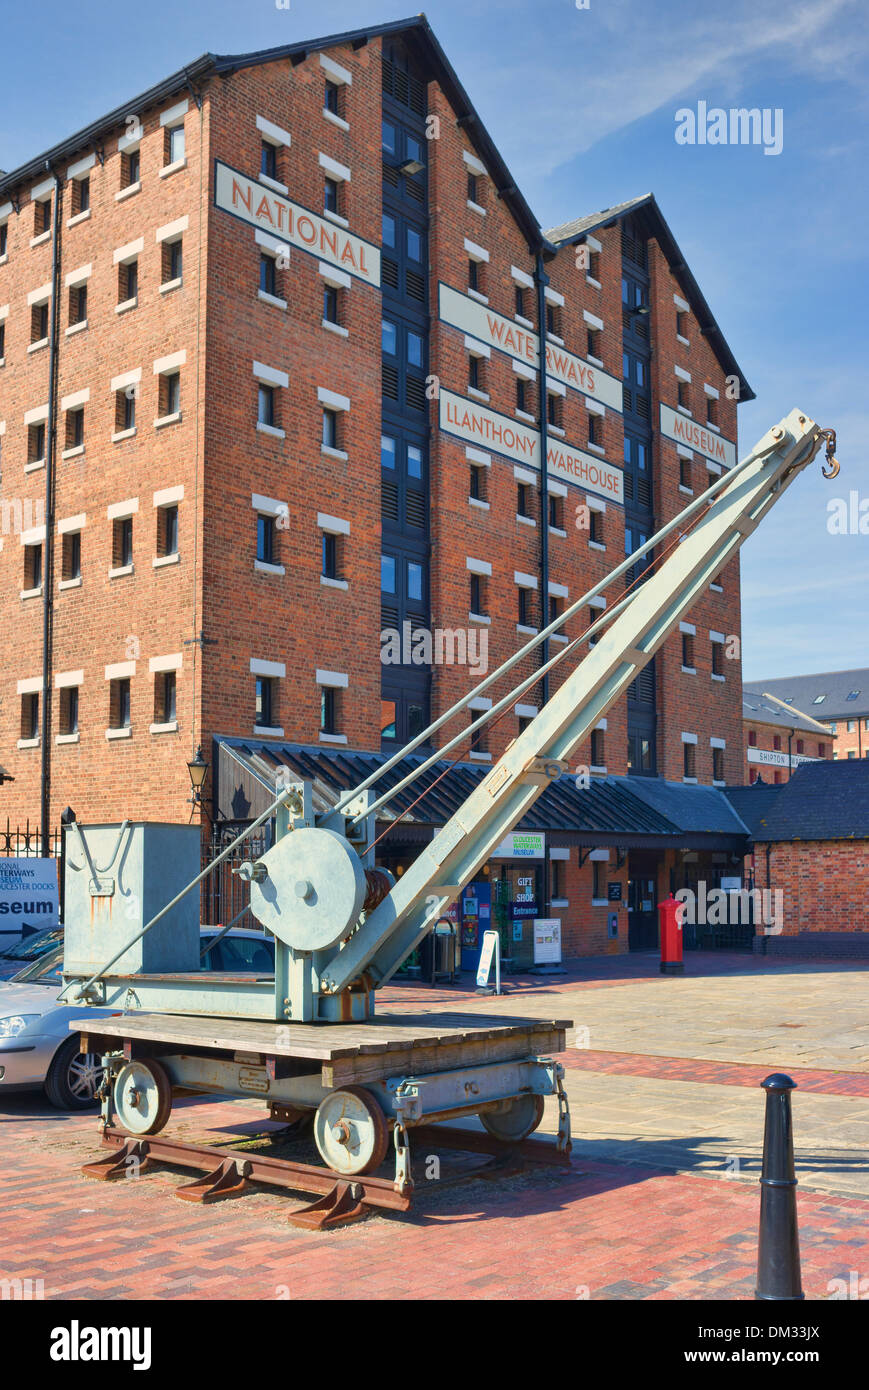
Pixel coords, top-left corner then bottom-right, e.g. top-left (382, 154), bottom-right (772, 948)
top-left (0, 819), bottom-right (61, 858)
top-left (200, 821), bottom-right (270, 927)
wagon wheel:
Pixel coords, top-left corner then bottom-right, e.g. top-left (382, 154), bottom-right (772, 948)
top-left (479, 1093), bottom-right (545, 1142)
top-left (313, 1085), bottom-right (390, 1175)
top-left (112, 1058), bottom-right (173, 1136)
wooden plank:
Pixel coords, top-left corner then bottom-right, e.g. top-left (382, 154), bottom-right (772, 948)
top-left (83, 1010), bottom-right (572, 1063)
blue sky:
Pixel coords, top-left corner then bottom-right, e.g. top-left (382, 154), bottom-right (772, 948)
top-left (2, 0), bottom-right (866, 680)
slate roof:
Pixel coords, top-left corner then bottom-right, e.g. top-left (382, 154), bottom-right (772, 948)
top-left (736, 760), bottom-right (869, 842)
top-left (749, 669), bottom-right (869, 720)
top-left (742, 688), bottom-right (831, 736)
top-left (215, 738), bottom-right (749, 848)
top-left (543, 191), bottom-right (754, 400)
top-left (0, 20), bottom-right (751, 402)
top-left (723, 783), bottom-right (786, 840)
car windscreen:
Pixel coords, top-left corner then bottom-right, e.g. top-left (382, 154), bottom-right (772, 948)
top-left (0, 926), bottom-right (63, 961)
top-left (11, 945), bottom-right (64, 985)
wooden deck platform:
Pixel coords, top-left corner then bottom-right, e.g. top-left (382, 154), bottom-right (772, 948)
top-left (79, 1011), bottom-right (572, 1087)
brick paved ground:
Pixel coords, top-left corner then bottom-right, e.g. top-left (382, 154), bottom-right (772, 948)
top-left (1, 950), bottom-right (866, 1300)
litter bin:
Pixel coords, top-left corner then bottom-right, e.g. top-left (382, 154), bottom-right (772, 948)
top-left (420, 919), bottom-right (458, 984)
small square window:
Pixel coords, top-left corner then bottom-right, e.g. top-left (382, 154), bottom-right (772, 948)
top-left (549, 494), bottom-right (563, 529)
top-left (514, 285), bottom-right (526, 318)
top-left (322, 532), bottom-right (340, 580)
top-left (469, 464), bottom-right (486, 502)
top-left (323, 284), bottom-right (339, 324)
top-left (711, 640), bottom-right (725, 677)
top-left (261, 141), bottom-right (277, 180)
top-left (322, 409), bottom-right (339, 450)
top-left (158, 506), bottom-right (179, 558)
top-left (517, 482), bottom-right (532, 519)
top-left (324, 177), bottom-right (340, 215)
top-left (706, 395), bottom-right (718, 426)
top-left (469, 708), bottom-right (487, 755)
top-left (676, 310), bottom-right (687, 338)
top-left (73, 176), bottom-right (90, 215)
top-left (468, 354), bottom-right (484, 392)
top-left (257, 383), bottom-right (276, 428)
top-left (256, 515), bottom-right (275, 564)
top-left (21, 692), bottom-right (40, 740)
top-left (255, 675), bottom-right (274, 728)
top-left (69, 282), bottom-right (87, 325)
top-left (118, 258), bottom-right (138, 304)
top-left (321, 685), bottom-right (338, 735)
top-left (59, 685), bottom-right (79, 736)
top-left (122, 148), bottom-right (140, 189)
top-left (161, 372), bottom-right (180, 417)
top-left (590, 729), bottom-right (605, 767)
top-left (546, 303), bottom-right (561, 336)
top-left (166, 124), bottom-right (185, 165)
top-left (65, 408), bottom-right (84, 451)
top-left (680, 456), bottom-right (692, 490)
top-left (31, 301), bottom-right (49, 343)
top-left (116, 388), bottom-right (136, 433)
top-left (110, 678), bottom-right (132, 730)
top-left (113, 516), bottom-right (134, 569)
top-left (35, 198), bottom-right (51, 235)
top-left (467, 172), bottom-right (478, 204)
top-left (155, 671), bottom-right (176, 724)
top-left (23, 543), bottom-right (43, 590)
top-left (588, 412), bottom-right (602, 447)
top-left (325, 79), bottom-right (340, 116)
top-left (0, 222), bottom-right (7, 257)
top-left (517, 586), bottom-right (533, 626)
top-left (468, 258), bottom-right (481, 293)
top-left (682, 632), bottom-right (694, 668)
top-left (259, 254), bottom-right (277, 297)
top-left (28, 422), bottom-right (46, 464)
top-left (61, 530), bottom-right (81, 581)
top-left (547, 393), bottom-right (562, 429)
top-left (162, 238), bottom-right (183, 284)
top-left (587, 327), bottom-right (600, 359)
top-left (589, 510), bottom-right (603, 546)
top-left (683, 743), bottom-right (696, 778)
top-left (677, 380), bottom-right (690, 409)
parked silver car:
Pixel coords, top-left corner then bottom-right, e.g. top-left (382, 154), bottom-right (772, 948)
top-left (0, 928), bottom-right (275, 1109)
top-left (0, 925), bottom-right (64, 981)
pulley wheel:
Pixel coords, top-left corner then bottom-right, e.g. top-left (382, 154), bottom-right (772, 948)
top-left (112, 1058), bottom-right (173, 1136)
top-left (313, 1085), bottom-right (390, 1175)
top-left (479, 1093), bottom-right (545, 1142)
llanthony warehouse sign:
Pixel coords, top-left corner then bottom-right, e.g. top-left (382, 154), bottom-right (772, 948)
top-left (214, 161), bottom-right (381, 287)
top-left (439, 390), bottom-right (624, 504)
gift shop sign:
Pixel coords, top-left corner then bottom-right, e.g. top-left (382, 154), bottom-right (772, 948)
top-left (439, 284), bottom-right (622, 412)
top-left (214, 161), bottom-right (380, 287)
top-left (659, 402), bottom-right (736, 469)
top-left (440, 390), bottom-right (624, 504)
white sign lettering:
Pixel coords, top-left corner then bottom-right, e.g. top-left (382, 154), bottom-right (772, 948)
top-left (439, 284), bottom-right (623, 411)
top-left (747, 748), bottom-right (821, 768)
top-left (660, 402), bottom-right (736, 469)
top-left (440, 391), bottom-right (624, 504)
top-left (214, 161), bottom-right (380, 286)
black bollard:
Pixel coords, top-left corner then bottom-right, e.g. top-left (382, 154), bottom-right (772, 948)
top-left (755, 1073), bottom-right (804, 1300)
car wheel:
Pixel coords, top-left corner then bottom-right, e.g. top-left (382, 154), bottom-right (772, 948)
top-left (44, 1036), bottom-right (105, 1110)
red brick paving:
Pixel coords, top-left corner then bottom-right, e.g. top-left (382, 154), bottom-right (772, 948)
top-left (1, 1092), bottom-right (867, 1301)
top-left (561, 1050), bottom-right (869, 1096)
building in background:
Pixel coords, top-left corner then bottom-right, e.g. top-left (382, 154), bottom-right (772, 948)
top-left (743, 687), bottom-right (835, 783)
top-left (748, 669), bottom-right (869, 764)
top-left (726, 760), bottom-right (869, 957)
top-left (0, 17), bottom-right (756, 957)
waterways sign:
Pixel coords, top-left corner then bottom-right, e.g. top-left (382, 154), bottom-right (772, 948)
top-left (0, 857), bottom-right (59, 939)
top-left (214, 160), bottom-right (381, 287)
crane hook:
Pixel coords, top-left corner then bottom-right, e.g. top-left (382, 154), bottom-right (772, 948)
top-left (818, 428), bottom-right (840, 479)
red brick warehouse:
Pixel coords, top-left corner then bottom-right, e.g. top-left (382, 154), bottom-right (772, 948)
top-left (0, 16), bottom-right (758, 960)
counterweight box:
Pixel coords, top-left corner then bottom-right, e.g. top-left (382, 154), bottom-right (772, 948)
top-left (63, 822), bottom-right (201, 976)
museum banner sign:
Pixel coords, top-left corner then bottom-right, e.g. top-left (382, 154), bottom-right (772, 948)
top-left (659, 402), bottom-right (736, 469)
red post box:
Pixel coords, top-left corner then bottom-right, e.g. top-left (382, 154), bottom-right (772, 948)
top-left (658, 893), bottom-right (684, 975)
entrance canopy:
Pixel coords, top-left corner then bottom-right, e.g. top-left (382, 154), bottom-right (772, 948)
top-left (214, 738), bottom-right (750, 854)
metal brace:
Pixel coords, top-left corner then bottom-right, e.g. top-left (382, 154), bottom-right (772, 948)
top-left (392, 1121), bottom-right (413, 1194)
top-left (554, 1063), bottom-right (572, 1155)
top-left (390, 1079), bottom-right (423, 1125)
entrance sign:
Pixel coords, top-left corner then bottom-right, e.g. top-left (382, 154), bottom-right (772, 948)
top-left (438, 283), bottom-right (623, 412)
top-left (440, 391), bottom-right (624, 504)
top-left (533, 918), bottom-right (562, 965)
top-left (492, 831), bottom-right (545, 859)
top-left (214, 160), bottom-right (381, 287)
top-left (659, 403), bottom-right (736, 469)
top-left (476, 929), bottom-right (501, 992)
top-left (0, 857), bottom-right (59, 937)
